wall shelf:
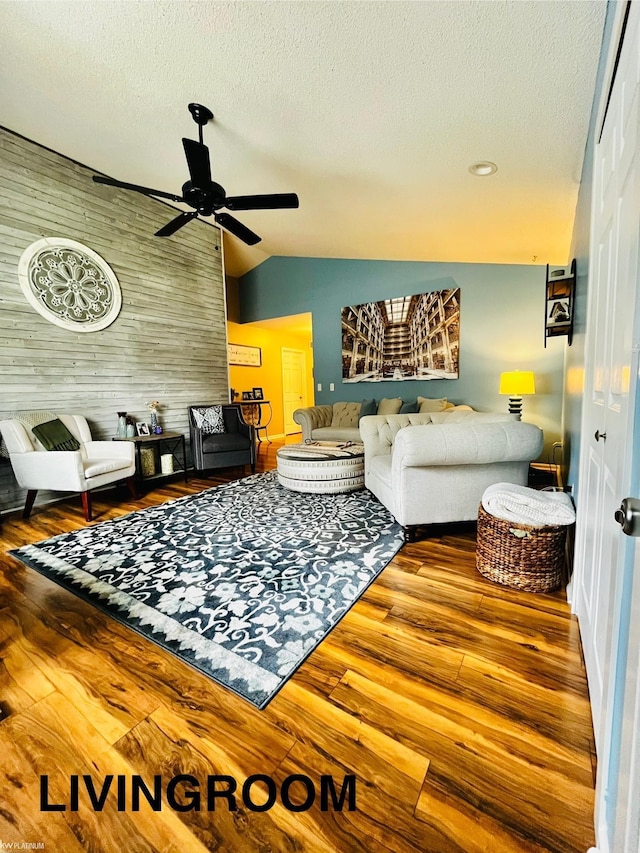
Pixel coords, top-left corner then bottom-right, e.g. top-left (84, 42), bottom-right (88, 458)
top-left (545, 259), bottom-right (575, 347)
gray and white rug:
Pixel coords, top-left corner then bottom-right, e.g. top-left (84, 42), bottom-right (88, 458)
top-left (10, 471), bottom-right (403, 708)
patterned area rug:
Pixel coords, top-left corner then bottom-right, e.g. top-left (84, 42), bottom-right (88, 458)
top-left (10, 472), bottom-right (403, 708)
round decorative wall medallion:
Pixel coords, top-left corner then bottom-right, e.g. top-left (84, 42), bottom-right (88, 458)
top-left (18, 238), bottom-right (122, 332)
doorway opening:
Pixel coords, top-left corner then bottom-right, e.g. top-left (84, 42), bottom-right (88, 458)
top-left (226, 312), bottom-right (314, 441)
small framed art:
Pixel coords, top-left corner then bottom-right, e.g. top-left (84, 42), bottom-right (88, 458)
top-left (228, 343), bottom-right (262, 367)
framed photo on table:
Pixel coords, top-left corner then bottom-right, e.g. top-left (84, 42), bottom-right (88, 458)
top-left (136, 422), bottom-right (150, 436)
top-left (252, 387), bottom-right (264, 400)
top-left (242, 391), bottom-right (254, 401)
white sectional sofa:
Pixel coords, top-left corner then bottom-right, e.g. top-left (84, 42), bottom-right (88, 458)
top-left (359, 410), bottom-right (544, 540)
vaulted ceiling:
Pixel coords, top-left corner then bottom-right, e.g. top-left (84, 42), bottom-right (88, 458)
top-left (0, 1), bottom-right (606, 277)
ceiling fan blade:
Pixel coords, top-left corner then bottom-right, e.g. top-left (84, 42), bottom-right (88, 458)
top-left (183, 138), bottom-right (212, 187)
top-left (155, 211), bottom-right (198, 237)
top-left (225, 193), bottom-right (299, 211)
top-left (92, 175), bottom-right (183, 203)
top-left (215, 213), bottom-right (261, 245)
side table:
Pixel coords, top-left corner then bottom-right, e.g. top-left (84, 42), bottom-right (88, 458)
top-left (528, 462), bottom-right (562, 491)
top-left (113, 431), bottom-right (188, 490)
top-left (239, 400), bottom-right (273, 444)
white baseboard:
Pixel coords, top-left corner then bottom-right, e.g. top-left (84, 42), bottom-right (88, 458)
top-left (592, 805), bottom-right (611, 853)
top-left (257, 432), bottom-right (285, 442)
top-left (257, 432), bottom-right (302, 443)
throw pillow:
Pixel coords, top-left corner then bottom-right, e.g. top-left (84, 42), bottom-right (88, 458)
top-left (31, 418), bottom-right (81, 451)
top-left (192, 406), bottom-right (226, 434)
top-left (417, 396), bottom-right (448, 413)
top-left (429, 410), bottom-right (514, 424)
top-left (399, 399), bottom-right (419, 414)
top-left (331, 401), bottom-right (361, 428)
top-left (377, 397), bottom-right (402, 415)
top-left (359, 398), bottom-right (377, 421)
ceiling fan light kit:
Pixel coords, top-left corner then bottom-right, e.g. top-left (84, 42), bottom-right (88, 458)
top-left (92, 104), bottom-right (299, 245)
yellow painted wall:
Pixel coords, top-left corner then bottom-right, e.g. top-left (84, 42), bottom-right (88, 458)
top-left (227, 320), bottom-right (315, 437)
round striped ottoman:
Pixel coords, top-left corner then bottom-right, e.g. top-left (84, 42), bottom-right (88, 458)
top-left (276, 441), bottom-right (365, 494)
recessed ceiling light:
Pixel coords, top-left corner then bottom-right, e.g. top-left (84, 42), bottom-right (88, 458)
top-left (468, 161), bottom-right (498, 176)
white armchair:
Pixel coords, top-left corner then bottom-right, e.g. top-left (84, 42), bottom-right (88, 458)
top-left (0, 414), bottom-right (136, 522)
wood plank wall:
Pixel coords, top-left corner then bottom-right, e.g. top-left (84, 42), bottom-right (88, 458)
top-left (0, 128), bottom-right (228, 513)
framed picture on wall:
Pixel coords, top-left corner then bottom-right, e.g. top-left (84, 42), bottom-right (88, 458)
top-left (252, 387), bottom-right (264, 400)
top-left (341, 289), bottom-right (460, 382)
top-left (228, 343), bottom-right (262, 367)
top-left (546, 298), bottom-right (571, 327)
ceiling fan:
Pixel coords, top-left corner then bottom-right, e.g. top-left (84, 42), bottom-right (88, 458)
top-left (92, 103), bottom-right (299, 245)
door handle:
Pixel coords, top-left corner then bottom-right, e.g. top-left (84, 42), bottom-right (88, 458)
top-left (615, 498), bottom-right (640, 536)
top-left (595, 430), bottom-right (607, 442)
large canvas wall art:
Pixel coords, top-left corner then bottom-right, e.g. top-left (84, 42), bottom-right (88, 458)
top-left (342, 289), bottom-right (460, 382)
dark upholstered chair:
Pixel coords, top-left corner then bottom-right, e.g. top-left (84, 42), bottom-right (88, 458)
top-left (188, 404), bottom-right (256, 473)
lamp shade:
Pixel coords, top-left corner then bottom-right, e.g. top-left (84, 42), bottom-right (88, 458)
top-left (499, 370), bottom-right (536, 396)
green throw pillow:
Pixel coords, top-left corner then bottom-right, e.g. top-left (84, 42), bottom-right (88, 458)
top-left (399, 399), bottom-right (419, 413)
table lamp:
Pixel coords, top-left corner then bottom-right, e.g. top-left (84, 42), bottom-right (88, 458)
top-left (499, 370), bottom-right (535, 419)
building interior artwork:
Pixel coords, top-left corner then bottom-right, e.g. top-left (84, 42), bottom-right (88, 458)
top-left (341, 289), bottom-right (460, 382)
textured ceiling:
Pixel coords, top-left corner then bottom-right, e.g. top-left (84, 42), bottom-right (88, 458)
top-left (0, 1), bottom-right (606, 277)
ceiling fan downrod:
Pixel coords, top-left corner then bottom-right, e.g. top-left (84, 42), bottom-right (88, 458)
top-left (188, 103), bottom-right (214, 145)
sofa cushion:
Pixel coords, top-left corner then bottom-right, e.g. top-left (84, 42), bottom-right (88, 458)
top-left (442, 404), bottom-right (474, 413)
top-left (377, 397), bottom-right (402, 415)
top-left (192, 405), bottom-right (226, 434)
top-left (312, 426), bottom-right (362, 443)
top-left (417, 396), bottom-right (448, 413)
top-left (331, 401), bottom-right (361, 428)
top-left (84, 458), bottom-right (131, 478)
top-left (399, 399), bottom-right (419, 413)
top-left (359, 398), bottom-right (377, 420)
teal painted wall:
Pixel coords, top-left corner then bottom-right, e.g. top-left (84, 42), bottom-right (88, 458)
top-left (240, 257), bottom-right (565, 457)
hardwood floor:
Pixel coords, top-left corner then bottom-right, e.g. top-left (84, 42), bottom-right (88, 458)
top-left (0, 440), bottom-right (596, 852)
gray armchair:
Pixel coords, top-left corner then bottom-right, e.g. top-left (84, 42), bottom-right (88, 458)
top-left (188, 404), bottom-right (256, 473)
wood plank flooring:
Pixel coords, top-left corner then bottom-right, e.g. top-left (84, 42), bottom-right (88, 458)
top-left (0, 441), bottom-right (596, 852)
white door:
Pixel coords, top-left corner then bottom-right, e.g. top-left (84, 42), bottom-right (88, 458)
top-left (573, 2), bottom-right (640, 850)
top-left (282, 348), bottom-right (307, 434)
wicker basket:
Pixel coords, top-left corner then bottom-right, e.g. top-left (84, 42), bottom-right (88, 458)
top-left (476, 504), bottom-right (567, 593)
